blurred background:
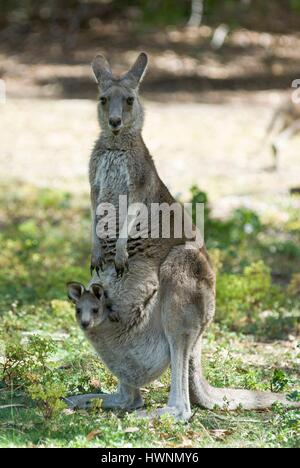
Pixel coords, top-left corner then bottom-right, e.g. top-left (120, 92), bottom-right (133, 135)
top-left (1, 0), bottom-right (300, 323)
top-left (0, 1), bottom-right (300, 448)
top-left (2, 0), bottom-right (300, 197)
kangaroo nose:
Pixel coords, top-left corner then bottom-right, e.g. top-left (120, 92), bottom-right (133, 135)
top-left (109, 117), bottom-right (122, 128)
top-left (81, 321), bottom-right (90, 330)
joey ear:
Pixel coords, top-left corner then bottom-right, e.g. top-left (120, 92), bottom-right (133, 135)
top-left (91, 54), bottom-right (112, 86)
top-left (122, 52), bottom-right (148, 88)
top-left (67, 282), bottom-right (85, 302)
top-left (89, 283), bottom-right (103, 300)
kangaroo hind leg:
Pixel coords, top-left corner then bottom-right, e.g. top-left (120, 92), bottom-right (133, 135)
top-left (64, 382), bottom-right (143, 411)
top-left (137, 247), bottom-right (215, 421)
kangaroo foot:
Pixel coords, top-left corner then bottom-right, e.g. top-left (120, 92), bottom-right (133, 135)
top-left (63, 392), bottom-right (144, 411)
top-left (136, 406), bottom-right (192, 422)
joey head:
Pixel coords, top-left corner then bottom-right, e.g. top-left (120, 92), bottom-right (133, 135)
top-left (67, 282), bottom-right (119, 330)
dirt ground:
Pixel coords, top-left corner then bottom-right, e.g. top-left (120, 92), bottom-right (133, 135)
top-left (1, 94), bottom-right (300, 211)
top-left (1, 25), bottom-right (300, 212)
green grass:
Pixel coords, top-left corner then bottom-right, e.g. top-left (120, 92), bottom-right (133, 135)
top-left (0, 183), bottom-right (299, 448)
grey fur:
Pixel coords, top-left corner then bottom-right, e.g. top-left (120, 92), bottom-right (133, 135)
top-left (67, 54), bottom-right (300, 420)
top-left (92, 55), bottom-right (112, 87)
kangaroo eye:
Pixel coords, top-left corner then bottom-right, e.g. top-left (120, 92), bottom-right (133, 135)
top-left (76, 308), bottom-right (82, 315)
top-left (100, 96), bottom-right (107, 105)
top-left (92, 308), bottom-right (99, 315)
top-left (127, 97), bottom-right (134, 106)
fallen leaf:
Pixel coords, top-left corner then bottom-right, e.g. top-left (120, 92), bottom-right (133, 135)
top-left (87, 430), bottom-right (102, 441)
top-left (124, 427), bottom-right (139, 433)
top-left (62, 408), bottom-right (75, 416)
top-left (151, 381), bottom-right (165, 388)
top-left (187, 430), bottom-right (202, 439)
top-left (90, 379), bottom-right (101, 389)
top-left (165, 442), bottom-right (179, 448)
top-left (210, 429), bottom-right (233, 440)
top-left (180, 436), bottom-right (193, 447)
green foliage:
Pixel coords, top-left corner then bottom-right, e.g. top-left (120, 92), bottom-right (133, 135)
top-left (290, 0), bottom-right (300, 12)
top-left (216, 260), bottom-right (278, 327)
top-left (134, 0), bottom-right (190, 26)
top-left (271, 369), bottom-right (289, 393)
top-left (190, 185), bottom-right (263, 257)
top-left (0, 183), bottom-right (299, 447)
top-left (270, 404), bottom-right (300, 448)
top-left (0, 184), bottom-right (89, 305)
top-left (288, 391), bottom-right (300, 402)
top-left (2, 0), bottom-right (300, 29)
top-left (2, 336), bottom-right (66, 419)
top-left (0, 0), bottom-right (190, 26)
top-left (190, 185), bottom-right (300, 337)
top-left (288, 273), bottom-right (300, 296)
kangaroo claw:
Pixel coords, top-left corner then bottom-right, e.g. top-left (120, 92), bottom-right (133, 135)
top-left (114, 258), bottom-right (129, 279)
top-left (90, 255), bottom-right (105, 277)
top-left (116, 267), bottom-right (124, 279)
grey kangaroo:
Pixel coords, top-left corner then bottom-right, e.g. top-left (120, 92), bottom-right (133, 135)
top-left (66, 53), bottom-right (299, 420)
top-left (261, 97), bottom-right (300, 170)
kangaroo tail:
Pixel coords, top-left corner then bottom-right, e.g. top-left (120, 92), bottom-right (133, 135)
top-left (190, 369), bottom-right (300, 411)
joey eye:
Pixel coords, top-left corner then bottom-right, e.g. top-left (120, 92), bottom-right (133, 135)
top-left (92, 308), bottom-right (99, 315)
top-left (76, 308), bottom-right (82, 315)
top-left (127, 97), bottom-right (134, 106)
top-left (100, 96), bottom-right (107, 105)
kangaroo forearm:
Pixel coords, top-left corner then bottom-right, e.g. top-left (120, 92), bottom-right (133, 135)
top-left (91, 188), bottom-right (101, 245)
top-left (91, 210), bottom-right (100, 247)
top-left (117, 188), bottom-right (146, 246)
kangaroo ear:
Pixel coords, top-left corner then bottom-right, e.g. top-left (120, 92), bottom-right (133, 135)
top-left (91, 54), bottom-right (112, 86)
top-left (89, 283), bottom-right (103, 300)
top-left (67, 282), bottom-right (85, 302)
top-left (123, 52), bottom-right (148, 88)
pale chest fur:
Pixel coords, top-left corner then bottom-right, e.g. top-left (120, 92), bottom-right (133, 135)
top-left (86, 300), bottom-right (170, 387)
top-left (94, 150), bottom-right (131, 205)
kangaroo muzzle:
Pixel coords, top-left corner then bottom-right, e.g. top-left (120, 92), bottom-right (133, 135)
top-left (109, 116), bottom-right (122, 134)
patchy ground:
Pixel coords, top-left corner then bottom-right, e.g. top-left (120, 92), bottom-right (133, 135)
top-left (0, 180), bottom-right (299, 448)
top-left (2, 95), bottom-right (300, 204)
top-left (0, 24), bottom-right (299, 448)
top-left (2, 23), bottom-right (300, 202)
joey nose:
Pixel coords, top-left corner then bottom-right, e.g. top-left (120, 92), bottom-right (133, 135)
top-left (81, 321), bottom-right (90, 330)
top-left (109, 117), bottom-right (122, 129)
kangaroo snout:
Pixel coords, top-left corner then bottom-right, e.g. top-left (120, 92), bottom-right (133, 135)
top-left (81, 320), bottom-right (91, 330)
top-left (109, 117), bottom-right (122, 133)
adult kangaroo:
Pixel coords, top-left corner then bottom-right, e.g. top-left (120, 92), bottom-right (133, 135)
top-left (67, 53), bottom-right (299, 420)
top-left (259, 97), bottom-right (300, 171)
